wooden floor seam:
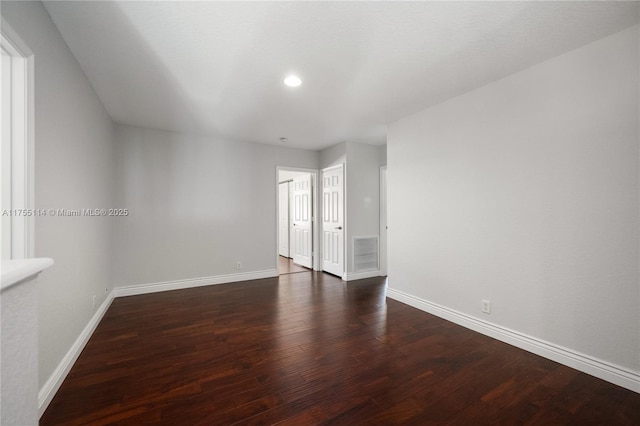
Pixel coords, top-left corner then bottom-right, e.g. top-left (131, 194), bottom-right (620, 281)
top-left (41, 272), bottom-right (640, 425)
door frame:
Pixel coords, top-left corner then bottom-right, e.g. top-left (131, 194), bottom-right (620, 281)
top-left (275, 166), bottom-right (320, 274)
top-left (379, 166), bottom-right (387, 276)
top-left (1, 19), bottom-right (35, 260)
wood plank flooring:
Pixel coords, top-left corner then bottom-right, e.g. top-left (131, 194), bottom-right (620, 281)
top-left (41, 272), bottom-right (640, 425)
top-left (278, 256), bottom-right (310, 275)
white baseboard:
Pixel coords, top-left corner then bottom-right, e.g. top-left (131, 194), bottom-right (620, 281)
top-left (38, 269), bottom-right (278, 417)
top-left (343, 270), bottom-right (381, 281)
top-left (39, 274), bottom-right (637, 420)
top-left (38, 291), bottom-right (115, 417)
top-left (114, 269), bottom-right (278, 297)
top-left (386, 286), bottom-right (640, 394)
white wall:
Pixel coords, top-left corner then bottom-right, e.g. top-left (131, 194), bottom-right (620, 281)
top-left (378, 144), bottom-right (387, 166)
top-left (388, 25), bottom-right (639, 379)
top-left (1, 274), bottom-right (39, 425)
top-left (320, 141), bottom-right (346, 169)
top-left (113, 125), bottom-right (319, 287)
top-left (345, 142), bottom-right (384, 274)
top-left (279, 170), bottom-right (309, 183)
top-left (1, 1), bottom-right (116, 388)
top-left (319, 141), bottom-right (385, 276)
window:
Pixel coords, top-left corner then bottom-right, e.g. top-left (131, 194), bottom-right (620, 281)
top-left (1, 19), bottom-right (34, 260)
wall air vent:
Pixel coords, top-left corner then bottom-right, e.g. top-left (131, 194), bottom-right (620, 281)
top-left (353, 236), bottom-right (379, 272)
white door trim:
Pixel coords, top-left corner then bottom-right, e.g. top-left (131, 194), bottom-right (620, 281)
top-left (379, 166), bottom-right (387, 276)
top-left (1, 18), bottom-right (35, 259)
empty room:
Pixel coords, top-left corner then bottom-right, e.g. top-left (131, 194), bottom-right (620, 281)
top-left (1, 1), bottom-right (639, 424)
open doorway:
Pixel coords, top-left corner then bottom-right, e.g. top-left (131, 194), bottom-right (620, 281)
top-left (277, 168), bottom-right (318, 275)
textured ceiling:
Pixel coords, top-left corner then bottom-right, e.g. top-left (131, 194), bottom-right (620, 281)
top-left (43, 1), bottom-right (639, 150)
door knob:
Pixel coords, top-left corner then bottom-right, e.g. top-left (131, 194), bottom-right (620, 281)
top-left (335, 226), bottom-right (342, 230)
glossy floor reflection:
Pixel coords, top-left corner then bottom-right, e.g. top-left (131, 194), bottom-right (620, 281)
top-left (278, 256), bottom-right (311, 275)
top-left (41, 272), bottom-right (639, 425)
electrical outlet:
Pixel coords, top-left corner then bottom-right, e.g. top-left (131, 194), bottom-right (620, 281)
top-left (482, 299), bottom-right (491, 314)
top-left (236, 262), bottom-right (242, 270)
top-left (92, 295), bottom-right (97, 309)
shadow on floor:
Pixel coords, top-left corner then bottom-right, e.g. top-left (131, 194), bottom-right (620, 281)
top-left (279, 256), bottom-right (311, 275)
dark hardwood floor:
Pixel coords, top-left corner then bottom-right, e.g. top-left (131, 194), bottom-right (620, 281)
top-left (41, 272), bottom-right (640, 425)
top-left (278, 256), bottom-right (310, 275)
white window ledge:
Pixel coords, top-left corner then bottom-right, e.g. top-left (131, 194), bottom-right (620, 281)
top-left (1, 258), bottom-right (53, 291)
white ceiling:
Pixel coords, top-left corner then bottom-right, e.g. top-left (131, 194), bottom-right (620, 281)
top-left (43, 1), bottom-right (639, 151)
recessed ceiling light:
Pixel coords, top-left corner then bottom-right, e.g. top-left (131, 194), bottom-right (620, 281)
top-left (284, 75), bottom-right (302, 87)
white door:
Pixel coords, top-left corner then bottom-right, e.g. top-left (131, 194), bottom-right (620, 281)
top-left (278, 182), bottom-right (289, 257)
top-left (322, 165), bottom-right (344, 277)
top-left (292, 174), bottom-right (312, 268)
